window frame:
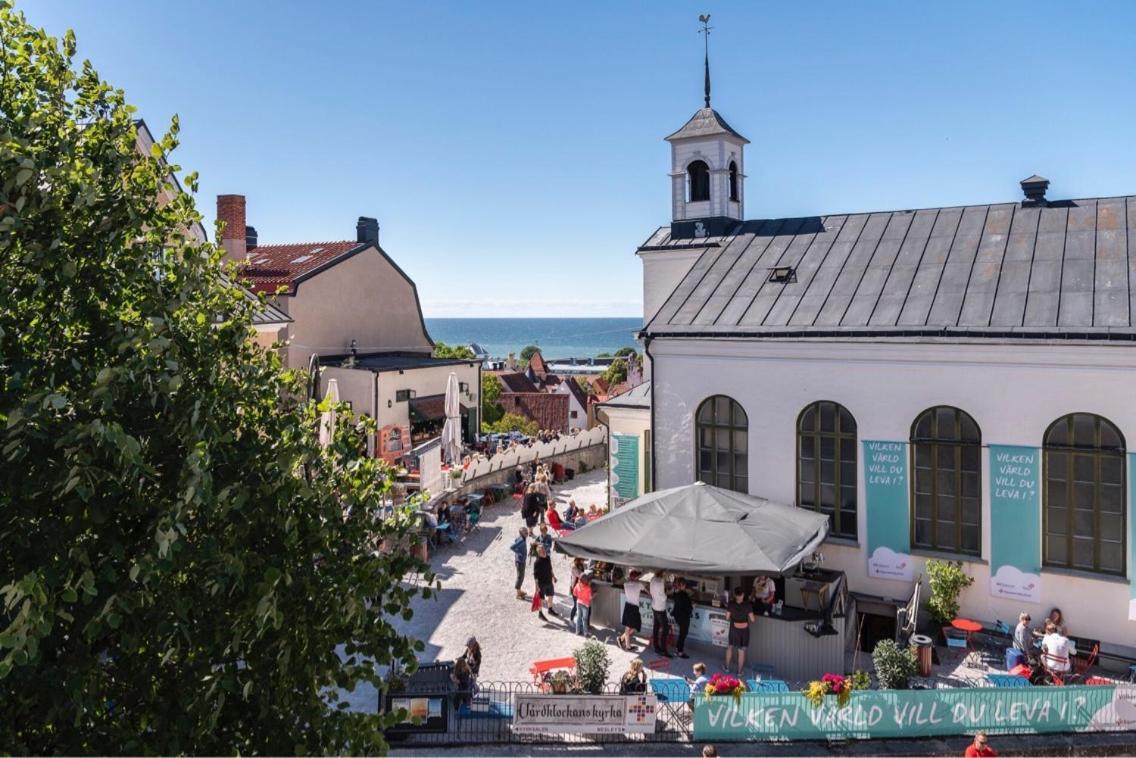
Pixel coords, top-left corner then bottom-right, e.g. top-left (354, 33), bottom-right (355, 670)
top-left (695, 395), bottom-right (748, 494)
top-left (687, 160), bottom-right (710, 203)
top-left (909, 406), bottom-right (982, 557)
top-left (1042, 413), bottom-right (1126, 577)
top-left (796, 401), bottom-right (858, 540)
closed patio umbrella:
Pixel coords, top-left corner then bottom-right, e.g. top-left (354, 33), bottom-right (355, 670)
top-left (441, 372), bottom-right (462, 466)
top-left (556, 481), bottom-right (829, 575)
top-left (318, 378), bottom-right (339, 448)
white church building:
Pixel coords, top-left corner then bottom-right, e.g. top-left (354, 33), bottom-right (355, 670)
top-left (638, 87), bottom-right (1136, 658)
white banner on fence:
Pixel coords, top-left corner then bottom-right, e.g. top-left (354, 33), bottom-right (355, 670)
top-left (512, 694), bottom-right (657, 734)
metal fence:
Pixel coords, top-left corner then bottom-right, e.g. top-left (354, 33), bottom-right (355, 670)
top-left (382, 679), bottom-right (692, 746)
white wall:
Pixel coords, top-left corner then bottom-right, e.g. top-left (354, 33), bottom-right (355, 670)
top-left (602, 405), bottom-right (652, 509)
top-left (375, 362), bottom-right (480, 432)
top-left (638, 248), bottom-right (703, 326)
top-left (553, 383), bottom-right (588, 430)
top-left (651, 337), bottom-right (1136, 649)
top-left (669, 136), bottom-right (745, 221)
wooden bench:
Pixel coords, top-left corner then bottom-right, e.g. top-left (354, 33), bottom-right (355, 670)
top-left (529, 657), bottom-right (576, 685)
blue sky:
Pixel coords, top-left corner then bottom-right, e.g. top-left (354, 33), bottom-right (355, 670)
top-left (25, 1), bottom-right (1136, 317)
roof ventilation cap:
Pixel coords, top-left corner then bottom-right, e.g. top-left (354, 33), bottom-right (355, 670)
top-left (1020, 175), bottom-right (1050, 207)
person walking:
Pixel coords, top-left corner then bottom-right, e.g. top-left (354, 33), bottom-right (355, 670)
top-left (510, 527), bottom-right (529, 600)
top-left (568, 558), bottom-right (585, 623)
top-left (649, 572), bottom-right (671, 657)
top-left (725, 585), bottom-right (756, 677)
top-left (522, 483), bottom-right (539, 529)
top-left (573, 572), bottom-right (593, 636)
top-left (670, 577), bottom-right (693, 659)
top-left (532, 544), bottom-right (558, 621)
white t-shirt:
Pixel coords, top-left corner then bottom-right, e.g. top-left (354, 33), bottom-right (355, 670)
top-left (623, 579), bottom-right (644, 605)
top-left (649, 576), bottom-right (668, 611)
top-left (755, 576), bottom-right (776, 602)
top-left (1041, 633), bottom-right (1075, 671)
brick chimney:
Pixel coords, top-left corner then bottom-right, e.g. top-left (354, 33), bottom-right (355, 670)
top-left (217, 194), bottom-right (247, 260)
top-left (356, 216), bottom-right (379, 246)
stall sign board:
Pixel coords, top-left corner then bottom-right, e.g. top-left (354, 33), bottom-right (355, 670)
top-left (640, 599), bottom-right (727, 648)
top-left (988, 445), bottom-right (1042, 604)
top-left (863, 440), bottom-right (912, 582)
top-left (386, 695), bottom-right (448, 733)
top-left (513, 694), bottom-right (657, 734)
top-left (694, 686), bottom-right (1136, 742)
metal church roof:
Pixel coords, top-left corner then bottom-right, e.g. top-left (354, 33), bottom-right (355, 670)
top-left (642, 195), bottom-right (1136, 341)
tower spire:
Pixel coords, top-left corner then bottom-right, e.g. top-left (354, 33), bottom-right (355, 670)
top-left (699, 14), bottom-right (712, 108)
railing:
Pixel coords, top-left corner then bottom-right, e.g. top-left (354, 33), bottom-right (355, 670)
top-left (383, 678), bottom-right (691, 746)
top-left (459, 427), bottom-right (606, 486)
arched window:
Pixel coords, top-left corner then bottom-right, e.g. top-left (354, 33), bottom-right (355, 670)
top-left (696, 396), bottom-right (747, 493)
top-left (1043, 413), bottom-right (1126, 575)
top-left (687, 160), bottom-right (710, 203)
top-left (728, 161), bottom-right (739, 202)
top-left (797, 402), bottom-right (857, 539)
top-left (911, 407), bottom-right (982, 555)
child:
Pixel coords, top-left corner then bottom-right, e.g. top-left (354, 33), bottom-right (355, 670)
top-left (536, 524), bottom-right (553, 553)
top-left (573, 572), bottom-right (593, 636)
top-left (688, 661), bottom-right (709, 692)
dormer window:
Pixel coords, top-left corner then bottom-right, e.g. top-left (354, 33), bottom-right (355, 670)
top-left (729, 161), bottom-right (739, 202)
top-left (687, 160), bottom-right (710, 203)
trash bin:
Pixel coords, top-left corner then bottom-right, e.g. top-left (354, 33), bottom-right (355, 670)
top-left (1005, 647), bottom-right (1025, 671)
top-left (911, 634), bottom-right (933, 677)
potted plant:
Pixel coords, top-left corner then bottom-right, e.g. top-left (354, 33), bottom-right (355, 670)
top-left (573, 639), bottom-right (611, 695)
top-left (802, 671), bottom-right (870, 708)
top-left (925, 559), bottom-right (975, 638)
top-left (872, 639), bottom-right (918, 690)
top-left (702, 673), bottom-right (747, 704)
top-left (548, 670), bottom-right (573, 694)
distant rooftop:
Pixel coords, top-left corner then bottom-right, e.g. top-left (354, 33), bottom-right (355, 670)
top-left (321, 352), bottom-right (472, 372)
top-left (241, 241), bottom-right (364, 294)
top-left (597, 381), bottom-right (651, 410)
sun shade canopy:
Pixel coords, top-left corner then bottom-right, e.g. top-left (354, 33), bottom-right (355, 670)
top-left (556, 481), bottom-right (829, 576)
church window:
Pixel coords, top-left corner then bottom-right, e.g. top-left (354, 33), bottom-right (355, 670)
top-left (687, 160), bottom-right (710, 203)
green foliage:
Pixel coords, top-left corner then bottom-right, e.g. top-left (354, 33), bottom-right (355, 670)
top-left (871, 640), bottom-right (918, 690)
top-left (487, 413), bottom-right (538, 437)
top-left (574, 376), bottom-right (592, 395)
top-left (519, 345), bottom-right (540, 362)
top-left (480, 373), bottom-right (503, 427)
top-left (432, 341), bottom-right (475, 360)
top-left (595, 352), bottom-right (612, 358)
top-left (613, 346), bottom-right (638, 359)
top-left (0, 5), bottom-right (431, 752)
top-left (601, 358), bottom-right (628, 386)
top-left (573, 639), bottom-right (611, 695)
top-left (925, 559), bottom-right (975, 624)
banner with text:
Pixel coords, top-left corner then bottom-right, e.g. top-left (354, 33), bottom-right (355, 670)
top-left (1129, 454), bottom-right (1136, 621)
top-left (611, 433), bottom-right (640, 503)
top-left (864, 440), bottom-right (912, 581)
top-left (694, 685), bottom-right (1136, 741)
top-left (989, 445), bottom-right (1042, 604)
top-left (514, 694), bottom-right (657, 734)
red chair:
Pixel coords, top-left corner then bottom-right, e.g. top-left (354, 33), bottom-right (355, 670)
top-left (1042, 653), bottom-right (1071, 685)
top-left (545, 508), bottom-right (571, 537)
top-left (529, 657), bottom-right (576, 685)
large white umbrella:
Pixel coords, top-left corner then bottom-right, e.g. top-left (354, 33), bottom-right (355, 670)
top-left (319, 378), bottom-right (339, 448)
top-left (441, 372), bottom-right (462, 466)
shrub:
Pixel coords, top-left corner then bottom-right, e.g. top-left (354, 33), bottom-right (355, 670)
top-left (872, 639), bottom-right (918, 690)
top-left (925, 559), bottom-right (975, 625)
top-left (573, 639), bottom-right (611, 694)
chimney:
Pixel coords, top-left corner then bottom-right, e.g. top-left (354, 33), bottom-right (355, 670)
top-left (216, 194), bottom-right (247, 260)
top-left (1020, 175), bottom-right (1050, 207)
top-left (245, 225), bottom-right (258, 251)
top-left (356, 216), bottom-right (380, 246)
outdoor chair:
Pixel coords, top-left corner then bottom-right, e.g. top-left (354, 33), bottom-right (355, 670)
top-left (529, 657), bottom-right (575, 685)
top-left (750, 662), bottom-right (775, 680)
top-left (1041, 653), bottom-right (1071, 685)
top-left (986, 673), bottom-right (1031, 688)
top-left (649, 676), bottom-right (691, 703)
top-left (466, 506), bottom-right (482, 533)
top-left (747, 679), bottom-right (789, 693)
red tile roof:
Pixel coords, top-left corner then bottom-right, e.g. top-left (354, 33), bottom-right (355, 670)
top-left (499, 392), bottom-right (569, 433)
top-left (528, 351), bottom-right (548, 376)
top-left (496, 372), bottom-right (538, 393)
top-left (240, 240), bottom-right (363, 294)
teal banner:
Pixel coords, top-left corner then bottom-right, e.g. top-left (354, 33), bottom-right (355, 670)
top-left (864, 440), bottom-right (911, 581)
top-left (694, 686), bottom-right (1136, 742)
top-left (1129, 454), bottom-right (1136, 621)
top-left (989, 445), bottom-right (1042, 604)
top-left (611, 433), bottom-right (639, 501)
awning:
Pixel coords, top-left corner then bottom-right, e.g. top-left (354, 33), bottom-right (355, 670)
top-left (556, 481), bottom-right (829, 576)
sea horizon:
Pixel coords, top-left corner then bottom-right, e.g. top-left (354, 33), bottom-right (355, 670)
top-left (424, 317), bottom-right (642, 360)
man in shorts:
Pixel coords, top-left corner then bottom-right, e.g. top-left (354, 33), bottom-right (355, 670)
top-left (725, 586), bottom-right (756, 676)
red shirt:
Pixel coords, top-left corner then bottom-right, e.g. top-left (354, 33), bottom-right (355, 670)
top-left (573, 582), bottom-right (593, 606)
top-left (965, 744), bottom-right (996, 757)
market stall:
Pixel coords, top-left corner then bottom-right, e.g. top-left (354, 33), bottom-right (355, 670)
top-left (557, 482), bottom-right (848, 682)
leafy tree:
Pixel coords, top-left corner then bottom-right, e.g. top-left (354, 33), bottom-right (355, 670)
top-left (0, 6), bottom-right (431, 753)
top-left (574, 375), bottom-right (592, 395)
top-left (432, 341), bottom-right (475, 360)
top-left (480, 373), bottom-right (503, 427)
top-left (601, 358), bottom-right (628, 386)
top-left (595, 352), bottom-right (612, 359)
top-left (519, 344), bottom-right (540, 363)
top-left (487, 413), bottom-right (538, 437)
top-left (613, 346), bottom-right (638, 359)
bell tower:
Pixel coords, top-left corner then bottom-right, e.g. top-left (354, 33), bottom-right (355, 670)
top-left (665, 15), bottom-right (748, 239)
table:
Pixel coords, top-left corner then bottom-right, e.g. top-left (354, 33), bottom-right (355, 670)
top-left (951, 618), bottom-right (983, 664)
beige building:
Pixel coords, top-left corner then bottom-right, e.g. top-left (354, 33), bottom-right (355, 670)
top-left (595, 382), bottom-right (651, 510)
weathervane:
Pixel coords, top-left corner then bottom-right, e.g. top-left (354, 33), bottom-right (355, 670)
top-left (699, 14), bottom-right (712, 108)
